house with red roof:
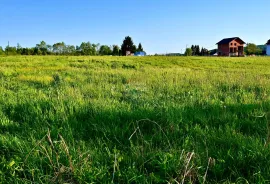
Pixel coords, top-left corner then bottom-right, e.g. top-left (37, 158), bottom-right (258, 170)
top-left (217, 37), bottom-right (245, 56)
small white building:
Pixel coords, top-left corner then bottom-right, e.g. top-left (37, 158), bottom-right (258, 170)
top-left (267, 40), bottom-right (270, 56)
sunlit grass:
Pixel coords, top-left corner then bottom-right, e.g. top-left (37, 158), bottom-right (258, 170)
top-left (1, 55), bottom-right (270, 183)
top-left (18, 75), bottom-right (54, 85)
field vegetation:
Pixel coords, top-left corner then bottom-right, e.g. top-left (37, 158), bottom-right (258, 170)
top-left (1, 56), bottom-right (270, 183)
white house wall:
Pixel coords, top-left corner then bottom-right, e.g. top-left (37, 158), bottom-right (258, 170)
top-left (267, 45), bottom-right (270, 56)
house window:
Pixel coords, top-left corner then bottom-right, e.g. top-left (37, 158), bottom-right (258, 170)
top-left (231, 43), bottom-right (233, 46)
top-left (230, 48), bottom-right (233, 53)
top-left (234, 43), bottom-right (237, 46)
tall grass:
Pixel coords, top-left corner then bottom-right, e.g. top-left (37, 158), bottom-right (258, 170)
top-left (1, 56), bottom-right (270, 183)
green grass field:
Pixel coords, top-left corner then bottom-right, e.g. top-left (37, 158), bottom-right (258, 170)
top-left (1, 56), bottom-right (270, 183)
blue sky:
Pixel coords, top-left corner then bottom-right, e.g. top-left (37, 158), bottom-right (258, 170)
top-left (0, 0), bottom-right (269, 54)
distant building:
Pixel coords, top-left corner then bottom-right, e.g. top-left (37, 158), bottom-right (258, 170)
top-left (267, 40), bottom-right (270, 56)
top-left (216, 37), bottom-right (245, 56)
top-left (126, 51), bottom-right (131, 56)
top-left (209, 49), bottom-right (217, 56)
top-left (134, 51), bottom-right (146, 56)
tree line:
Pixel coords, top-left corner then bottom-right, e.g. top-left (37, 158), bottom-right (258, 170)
top-left (185, 45), bottom-right (209, 56)
top-left (245, 43), bottom-right (265, 55)
top-left (0, 36), bottom-right (145, 56)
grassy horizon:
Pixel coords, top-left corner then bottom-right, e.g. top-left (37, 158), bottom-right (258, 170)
top-left (1, 56), bottom-right (270, 183)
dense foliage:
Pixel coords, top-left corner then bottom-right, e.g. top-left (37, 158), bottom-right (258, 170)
top-left (120, 36), bottom-right (145, 56)
top-left (1, 56), bottom-right (270, 183)
top-left (2, 36), bottom-right (145, 56)
top-left (185, 48), bottom-right (193, 56)
top-left (191, 45), bottom-right (209, 56)
top-left (246, 43), bottom-right (263, 55)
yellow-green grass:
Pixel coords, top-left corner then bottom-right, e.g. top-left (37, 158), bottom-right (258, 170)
top-left (1, 55), bottom-right (270, 183)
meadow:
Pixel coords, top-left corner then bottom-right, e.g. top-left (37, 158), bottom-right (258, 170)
top-left (1, 55), bottom-right (270, 183)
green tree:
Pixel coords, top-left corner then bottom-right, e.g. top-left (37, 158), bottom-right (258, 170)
top-left (256, 47), bottom-right (262, 55)
top-left (53, 42), bottom-right (66, 55)
top-left (33, 47), bottom-right (39, 55)
top-left (246, 43), bottom-right (258, 55)
top-left (47, 45), bottom-right (53, 54)
top-left (21, 48), bottom-right (31, 55)
top-left (200, 47), bottom-right (204, 56)
top-left (75, 46), bottom-right (81, 55)
top-left (112, 45), bottom-right (120, 56)
top-left (204, 48), bottom-right (209, 56)
top-left (5, 46), bottom-right (17, 55)
top-left (65, 45), bottom-right (76, 55)
top-left (196, 45), bottom-right (200, 56)
top-left (200, 47), bottom-right (209, 56)
top-left (121, 36), bottom-right (135, 56)
top-left (185, 48), bottom-right (192, 56)
top-left (0, 46), bottom-right (4, 55)
top-left (99, 45), bottom-right (112, 55)
top-left (78, 42), bottom-right (99, 55)
top-left (16, 43), bottom-right (22, 55)
top-left (92, 43), bottom-right (99, 56)
top-left (191, 45), bottom-right (195, 56)
top-left (132, 45), bottom-right (137, 53)
top-left (137, 43), bottom-right (144, 52)
top-left (36, 41), bottom-right (48, 55)
top-left (80, 42), bottom-right (94, 55)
